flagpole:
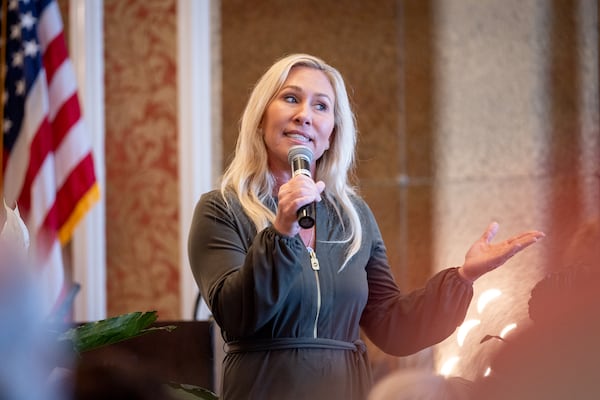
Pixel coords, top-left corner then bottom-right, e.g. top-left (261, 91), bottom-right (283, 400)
top-left (0, 0), bottom-right (7, 196)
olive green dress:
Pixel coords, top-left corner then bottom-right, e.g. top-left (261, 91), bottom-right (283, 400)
top-left (188, 190), bottom-right (473, 400)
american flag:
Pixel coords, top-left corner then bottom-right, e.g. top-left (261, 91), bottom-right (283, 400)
top-left (2, 0), bottom-right (99, 315)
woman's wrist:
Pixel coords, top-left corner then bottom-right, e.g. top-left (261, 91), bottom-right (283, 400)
top-left (271, 223), bottom-right (296, 238)
top-left (457, 266), bottom-right (477, 283)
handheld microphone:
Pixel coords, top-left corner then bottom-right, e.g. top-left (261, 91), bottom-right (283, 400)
top-left (287, 145), bottom-right (316, 229)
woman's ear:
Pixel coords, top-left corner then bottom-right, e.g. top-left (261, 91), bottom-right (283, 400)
top-left (326, 128), bottom-right (335, 150)
top-left (257, 121), bottom-right (264, 136)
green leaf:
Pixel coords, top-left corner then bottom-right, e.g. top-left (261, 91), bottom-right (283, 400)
top-left (58, 311), bottom-right (176, 353)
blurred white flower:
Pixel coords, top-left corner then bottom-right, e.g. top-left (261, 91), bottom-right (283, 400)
top-left (1, 200), bottom-right (30, 251)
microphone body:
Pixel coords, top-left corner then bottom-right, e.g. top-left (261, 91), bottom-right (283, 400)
top-left (287, 145), bottom-right (316, 229)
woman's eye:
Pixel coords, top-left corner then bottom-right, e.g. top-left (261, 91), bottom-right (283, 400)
top-left (315, 103), bottom-right (328, 111)
top-left (283, 95), bottom-right (298, 103)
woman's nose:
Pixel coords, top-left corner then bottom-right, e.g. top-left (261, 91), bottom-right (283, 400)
top-left (294, 104), bottom-right (312, 125)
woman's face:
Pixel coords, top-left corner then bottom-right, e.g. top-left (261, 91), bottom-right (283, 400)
top-left (262, 66), bottom-right (336, 175)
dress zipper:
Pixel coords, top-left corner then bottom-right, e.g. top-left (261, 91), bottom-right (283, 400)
top-left (307, 247), bottom-right (321, 338)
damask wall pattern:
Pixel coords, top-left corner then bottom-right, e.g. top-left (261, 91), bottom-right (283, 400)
top-left (104, 0), bottom-right (180, 319)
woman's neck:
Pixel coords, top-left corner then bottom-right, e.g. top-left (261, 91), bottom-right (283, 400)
top-left (299, 226), bottom-right (315, 248)
top-left (270, 169), bottom-right (293, 195)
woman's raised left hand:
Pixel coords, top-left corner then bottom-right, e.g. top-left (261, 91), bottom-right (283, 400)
top-left (458, 222), bottom-right (545, 282)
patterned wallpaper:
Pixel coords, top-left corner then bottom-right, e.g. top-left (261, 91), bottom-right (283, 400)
top-left (104, 0), bottom-right (180, 319)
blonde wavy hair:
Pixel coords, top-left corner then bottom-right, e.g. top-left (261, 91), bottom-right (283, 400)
top-left (220, 53), bottom-right (362, 269)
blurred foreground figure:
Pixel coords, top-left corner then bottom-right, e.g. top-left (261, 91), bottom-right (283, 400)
top-left (0, 201), bottom-right (67, 400)
top-left (473, 219), bottom-right (600, 399)
top-left (368, 367), bottom-right (473, 400)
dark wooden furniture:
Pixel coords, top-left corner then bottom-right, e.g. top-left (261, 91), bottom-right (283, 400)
top-left (77, 320), bottom-right (215, 391)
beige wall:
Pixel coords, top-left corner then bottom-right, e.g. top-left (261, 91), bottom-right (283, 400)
top-left (220, 0), bottom-right (599, 378)
top-left (101, 0), bottom-right (599, 379)
top-left (430, 0), bottom-right (598, 380)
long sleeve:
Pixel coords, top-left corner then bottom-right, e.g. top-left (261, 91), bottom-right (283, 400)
top-left (188, 190), bottom-right (307, 339)
top-left (189, 190), bottom-right (474, 356)
top-left (358, 201), bottom-right (474, 356)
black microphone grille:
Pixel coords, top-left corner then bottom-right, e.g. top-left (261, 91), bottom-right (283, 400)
top-left (287, 145), bottom-right (313, 164)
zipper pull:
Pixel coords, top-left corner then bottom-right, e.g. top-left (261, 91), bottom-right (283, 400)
top-left (307, 247), bottom-right (320, 271)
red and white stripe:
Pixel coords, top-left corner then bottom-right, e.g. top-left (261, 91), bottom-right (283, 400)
top-left (3, 1), bottom-right (98, 315)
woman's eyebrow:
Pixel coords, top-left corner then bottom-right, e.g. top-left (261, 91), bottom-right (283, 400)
top-left (281, 85), bottom-right (333, 102)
